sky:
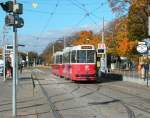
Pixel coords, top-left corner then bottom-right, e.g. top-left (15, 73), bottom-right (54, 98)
top-left (0, 0), bottom-right (115, 54)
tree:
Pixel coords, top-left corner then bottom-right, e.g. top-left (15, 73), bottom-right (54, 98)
top-left (28, 51), bottom-right (38, 66)
top-left (107, 0), bottom-right (131, 16)
top-left (128, 0), bottom-right (150, 40)
top-left (72, 31), bottom-right (100, 48)
top-left (108, 0), bottom-right (150, 40)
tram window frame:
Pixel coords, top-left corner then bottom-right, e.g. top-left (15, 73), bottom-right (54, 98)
top-left (77, 50), bottom-right (86, 63)
top-left (66, 52), bottom-right (70, 63)
top-left (63, 52), bottom-right (70, 63)
top-left (71, 50), bottom-right (76, 63)
top-left (63, 53), bottom-right (67, 63)
top-left (87, 50), bottom-right (95, 63)
top-left (59, 55), bottom-right (62, 64)
top-left (56, 55), bottom-right (59, 64)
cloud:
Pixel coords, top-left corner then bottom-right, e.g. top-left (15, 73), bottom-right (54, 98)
top-left (18, 24), bottom-right (102, 54)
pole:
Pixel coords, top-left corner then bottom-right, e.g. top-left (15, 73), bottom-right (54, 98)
top-left (148, 16), bottom-right (150, 36)
top-left (102, 17), bottom-right (104, 44)
top-left (100, 17), bottom-right (107, 73)
top-left (12, 0), bottom-right (17, 116)
top-left (146, 55), bottom-right (149, 87)
top-left (64, 36), bottom-right (66, 48)
top-left (3, 26), bottom-right (6, 81)
top-left (53, 43), bottom-right (55, 55)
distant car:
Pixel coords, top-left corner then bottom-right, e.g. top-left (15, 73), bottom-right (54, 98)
top-left (0, 60), bottom-right (4, 76)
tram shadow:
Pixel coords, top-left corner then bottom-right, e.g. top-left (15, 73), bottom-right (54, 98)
top-left (73, 73), bottom-right (123, 84)
top-left (96, 72), bottom-right (123, 83)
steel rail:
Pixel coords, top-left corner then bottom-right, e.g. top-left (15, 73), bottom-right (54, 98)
top-left (31, 69), bottom-right (63, 118)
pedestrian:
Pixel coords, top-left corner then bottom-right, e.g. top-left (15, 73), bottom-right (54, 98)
top-left (141, 64), bottom-right (145, 79)
top-left (144, 62), bottom-right (149, 81)
top-left (137, 64), bottom-right (141, 73)
top-left (19, 63), bottom-right (23, 73)
top-left (5, 59), bottom-right (12, 78)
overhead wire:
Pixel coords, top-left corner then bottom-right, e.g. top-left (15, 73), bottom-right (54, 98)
top-left (71, 0), bottom-right (108, 29)
top-left (36, 0), bottom-right (60, 40)
top-left (73, 0), bottom-right (101, 20)
top-left (69, 0), bottom-right (103, 26)
top-left (12, 0), bottom-right (110, 53)
top-left (29, 0), bottom-right (107, 40)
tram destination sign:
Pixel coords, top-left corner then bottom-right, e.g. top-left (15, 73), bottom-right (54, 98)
top-left (81, 46), bottom-right (92, 49)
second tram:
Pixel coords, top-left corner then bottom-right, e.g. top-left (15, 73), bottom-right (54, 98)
top-left (51, 51), bottom-right (63, 77)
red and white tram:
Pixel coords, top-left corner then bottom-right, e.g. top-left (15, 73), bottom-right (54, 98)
top-left (62, 45), bottom-right (96, 81)
top-left (51, 51), bottom-right (63, 77)
top-left (52, 45), bottom-right (97, 81)
top-left (69, 45), bottom-right (96, 81)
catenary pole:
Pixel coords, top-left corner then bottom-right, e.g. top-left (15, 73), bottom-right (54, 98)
top-left (3, 25), bottom-right (6, 81)
top-left (12, 0), bottom-right (18, 116)
top-left (100, 17), bottom-right (107, 73)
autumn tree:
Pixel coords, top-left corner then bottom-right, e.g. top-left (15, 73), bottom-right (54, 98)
top-left (108, 0), bottom-right (131, 16)
top-left (108, 0), bottom-right (150, 40)
top-left (72, 31), bottom-right (100, 48)
top-left (128, 0), bottom-right (150, 40)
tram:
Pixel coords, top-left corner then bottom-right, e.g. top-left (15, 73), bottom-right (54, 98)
top-left (52, 45), bottom-right (97, 81)
top-left (51, 51), bottom-right (63, 77)
top-left (69, 45), bottom-right (96, 81)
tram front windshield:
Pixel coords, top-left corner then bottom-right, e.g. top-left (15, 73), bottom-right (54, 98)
top-left (77, 50), bottom-right (95, 63)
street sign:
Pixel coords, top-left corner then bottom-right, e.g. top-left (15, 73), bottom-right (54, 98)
top-left (97, 49), bottom-right (105, 54)
top-left (98, 43), bottom-right (106, 49)
top-left (136, 44), bottom-right (148, 54)
top-left (97, 43), bottom-right (106, 54)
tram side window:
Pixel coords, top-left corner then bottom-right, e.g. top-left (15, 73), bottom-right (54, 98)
top-left (59, 55), bottom-right (62, 64)
top-left (71, 50), bottom-right (76, 63)
top-left (63, 52), bottom-right (70, 63)
top-left (56, 55), bottom-right (59, 64)
top-left (63, 53), bottom-right (67, 63)
top-left (87, 50), bottom-right (95, 63)
top-left (66, 52), bottom-right (70, 63)
top-left (77, 50), bottom-right (86, 63)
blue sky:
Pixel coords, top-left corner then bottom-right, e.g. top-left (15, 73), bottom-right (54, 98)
top-left (0, 0), bottom-right (115, 54)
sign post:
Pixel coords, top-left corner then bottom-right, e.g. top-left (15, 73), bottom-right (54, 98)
top-left (136, 42), bottom-right (149, 87)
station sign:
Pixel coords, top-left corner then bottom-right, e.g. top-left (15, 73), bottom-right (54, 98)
top-left (98, 43), bottom-right (106, 49)
top-left (136, 44), bottom-right (148, 54)
top-left (97, 43), bottom-right (106, 54)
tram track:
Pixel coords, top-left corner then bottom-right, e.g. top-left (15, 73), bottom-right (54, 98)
top-left (32, 70), bottom-right (63, 118)
top-left (81, 85), bottom-right (136, 118)
top-left (32, 69), bottom-right (150, 117)
top-left (38, 79), bottom-right (149, 117)
top-left (36, 78), bottom-right (63, 118)
top-left (38, 75), bottom-right (137, 118)
top-left (83, 84), bottom-right (150, 117)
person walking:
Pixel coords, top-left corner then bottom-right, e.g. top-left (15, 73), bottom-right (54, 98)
top-left (5, 59), bottom-right (12, 78)
top-left (141, 64), bottom-right (145, 80)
